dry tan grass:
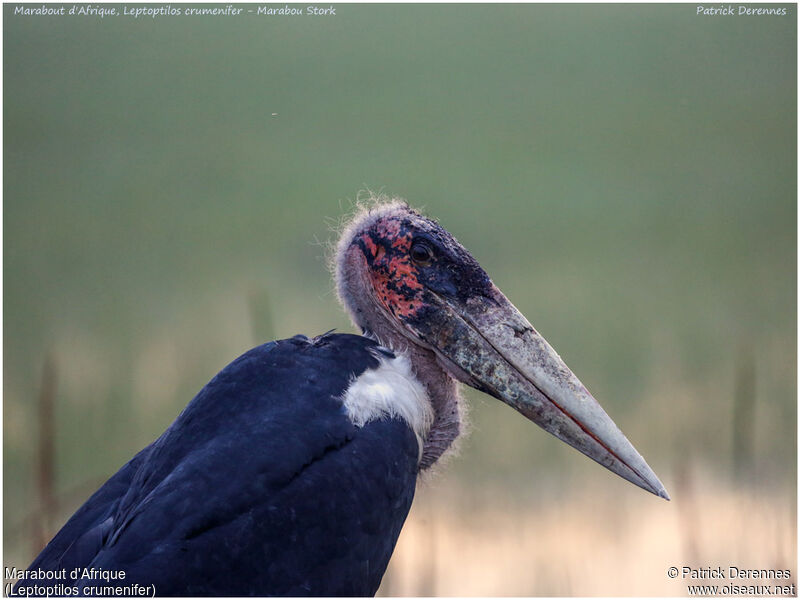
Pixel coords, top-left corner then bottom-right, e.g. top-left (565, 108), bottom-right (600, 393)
top-left (379, 471), bottom-right (796, 596)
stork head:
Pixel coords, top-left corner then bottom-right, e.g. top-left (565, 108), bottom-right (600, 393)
top-left (335, 198), bottom-right (668, 499)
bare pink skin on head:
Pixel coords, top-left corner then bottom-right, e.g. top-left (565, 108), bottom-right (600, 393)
top-left (360, 229), bottom-right (424, 320)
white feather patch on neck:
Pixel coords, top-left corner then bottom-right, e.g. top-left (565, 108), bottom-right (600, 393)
top-left (341, 352), bottom-right (434, 461)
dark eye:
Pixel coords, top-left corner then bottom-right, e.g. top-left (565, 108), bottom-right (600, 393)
top-left (410, 242), bottom-right (434, 266)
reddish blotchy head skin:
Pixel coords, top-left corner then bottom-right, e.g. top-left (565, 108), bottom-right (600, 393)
top-left (347, 206), bottom-right (493, 335)
top-left (359, 219), bottom-right (424, 320)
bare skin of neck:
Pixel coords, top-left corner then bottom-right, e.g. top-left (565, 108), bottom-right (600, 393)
top-left (404, 345), bottom-right (461, 468)
top-left (338, 245), bottom-right (461, 469)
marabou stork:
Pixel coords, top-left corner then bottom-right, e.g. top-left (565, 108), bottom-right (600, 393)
top-left (15, 199), bottom-right (668, 597)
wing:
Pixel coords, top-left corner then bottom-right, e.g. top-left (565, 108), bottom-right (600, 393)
top-left (19, 446), bottom-right (152, 578)
top-left (17, 333), bottom-right (420, 597)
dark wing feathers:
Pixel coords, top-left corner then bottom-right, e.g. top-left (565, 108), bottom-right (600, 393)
top-left (24, 446), bottom-right (152, 576)
top-left (17, 334), bottom-right (419, 596)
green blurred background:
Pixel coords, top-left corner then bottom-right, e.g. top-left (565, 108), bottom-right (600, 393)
top-left (4, 3), bottom-right (796, 595)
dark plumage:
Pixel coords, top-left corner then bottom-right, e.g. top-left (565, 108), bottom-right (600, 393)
top-left (17, 335), bottom-right (418, 596)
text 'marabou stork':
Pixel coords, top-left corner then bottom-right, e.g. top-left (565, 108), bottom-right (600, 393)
top-left (16, 198), bottom-right (668, 596)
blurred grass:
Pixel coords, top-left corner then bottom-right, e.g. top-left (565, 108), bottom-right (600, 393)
top-left (3, 3), bottom-right (796, 593)
top-left (379, 471), bottom-right (796, 596)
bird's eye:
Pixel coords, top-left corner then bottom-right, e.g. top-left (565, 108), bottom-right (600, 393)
top-left (410, 242), bottom-right (434, 266)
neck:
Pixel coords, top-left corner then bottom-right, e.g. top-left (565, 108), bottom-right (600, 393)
top-left (400, 343), bottom-right (462, 469)
top-left (346, 303), bottom-right (462, 469)
top-left (359, 322), bottom-right (462, 469)
top-left (337, 241), bottom-right (463, 469)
